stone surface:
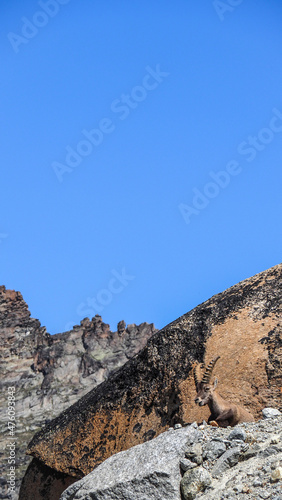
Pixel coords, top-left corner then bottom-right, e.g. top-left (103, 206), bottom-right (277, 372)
top-left (227, 427), bottom-right (247, 442)
top-left (60, 415), bottom-right (282, 500)
top-left (203, 440), bottom-right (227, 461)
top-left (21, 263), bottom-right (282, 499)
top-left (60, 426), bottom-right (196, 500)
top-left (271, 467), bottom-right (282, 482)
top-left (185, 442), bottom-right (203, 464)
top-left (211, 447), bottom-right (241, 477)
top-left (180, 458), bottom-right (197, 472)
top-left (262, 407), bottom-right (282, 419)
top-left (188, 415), bottom-right (282, 499)
top-left (180, 466), bottom-right (212, 500)
top-left (0, 286), bottom-right (156, 500)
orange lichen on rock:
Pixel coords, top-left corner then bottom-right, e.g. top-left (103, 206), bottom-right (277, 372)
top-left (20, 264), bottom-right (282, 500)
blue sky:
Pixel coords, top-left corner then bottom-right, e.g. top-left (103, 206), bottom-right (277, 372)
top-left (1, 0), bottom-right (282, 334)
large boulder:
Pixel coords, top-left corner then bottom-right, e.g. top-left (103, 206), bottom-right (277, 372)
top-left (20, 264), bottom-right (282, 500)
top-left (59, 425), bottom-right (200, 500)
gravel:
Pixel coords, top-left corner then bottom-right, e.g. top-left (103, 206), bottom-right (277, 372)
top-left (180, 410), bottom-right (282, 499)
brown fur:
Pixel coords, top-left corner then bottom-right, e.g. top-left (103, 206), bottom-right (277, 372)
top-left (194, 357), bottom-right (254, 427)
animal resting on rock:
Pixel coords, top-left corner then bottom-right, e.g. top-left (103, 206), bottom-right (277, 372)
top-left (193, 356), bottom-right (254, 427)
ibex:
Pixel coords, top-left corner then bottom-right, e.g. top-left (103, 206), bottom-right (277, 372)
top-left (194, 356), bottom-right (254, 427)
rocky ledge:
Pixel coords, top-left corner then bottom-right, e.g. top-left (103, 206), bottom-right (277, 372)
top-left (60, 410), bottom-right (282, 500)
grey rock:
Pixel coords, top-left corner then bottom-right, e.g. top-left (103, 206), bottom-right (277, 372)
top-left (190, 422), bottom-right (198, 429)
top-left (238, 442), bottom-right (249, 453)
top-left (203, 439), bottom-right (226, 461)
top-left (233, 484), bottom-right (243, 493)
top-left (180, 458), bottom-right (197, 472)
top-left (240, 443), bottom-right (261, 461)
top-left (270, 435), bottom-right (280, 444)
top-left (185, 443), bottom-right (203, 465)
top-left (211, 447), bottom-right (241, 477)
top-left (270, 466), bottom-right (282, 482)
top-left (174, 423), bottom-right (182, 429)
top-left (185, 428), bottom-right (201, 446)
top-left (180, 467), bottom-right (212, 500)
top-left (259, 491), bottom-right (271, 499)
top-left (253, 479), bottom-right (263, 487)
top-left (259, 445), bottom-right (281, 457)
top-left (60, 426), bottom-right (196, 500)
top-left (262, 408), bottom-right (281, 419)
top-left (227, 427), bottom-right (247, 442)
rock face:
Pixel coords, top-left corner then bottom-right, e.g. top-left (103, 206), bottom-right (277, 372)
top-left (0, 286), bottom-right (156, 500)
top-left (20, 263), bottom-right (282, 500)
top-left (59, 425), bottom-right (200, 500)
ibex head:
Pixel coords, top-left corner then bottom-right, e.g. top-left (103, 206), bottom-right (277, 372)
top-left (194, 356), bottom-right (220, 407)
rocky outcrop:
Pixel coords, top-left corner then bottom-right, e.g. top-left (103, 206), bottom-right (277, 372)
top-left (20, 263), bottom-right (282, 500)
top-left (59, 412), bottom-right (282, 500)
top-left (0, 286), bottom-right (156, 500)
top-left (59, 423), bottom-right (200, 500)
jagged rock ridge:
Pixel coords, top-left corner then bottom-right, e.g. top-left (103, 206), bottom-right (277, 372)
top-left (0, 286), bottom-right (157, 500)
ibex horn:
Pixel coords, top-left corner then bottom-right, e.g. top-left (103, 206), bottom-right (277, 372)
top-left (201, 356), bottom-right (220, 384)
top-left (193, 365), bottom-right (199, 387)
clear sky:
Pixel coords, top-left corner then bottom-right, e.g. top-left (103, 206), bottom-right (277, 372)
top-left (1, 0), bottom-right (282, 334)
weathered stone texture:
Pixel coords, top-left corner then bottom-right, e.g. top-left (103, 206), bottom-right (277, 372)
top-left (0, 285), bottom-right (156, 499)
top-left (61, 414), bottom-right (282, 500)
top-left (20, 264), bottom-right (282, 500)
top-left (59, 426), bottom-right (199, 500)
top-left (19, 458), bottom-right (76, 500)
